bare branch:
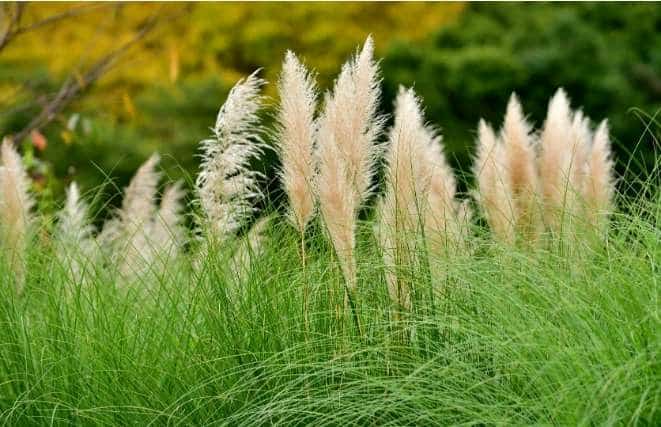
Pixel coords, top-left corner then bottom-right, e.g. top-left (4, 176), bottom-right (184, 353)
top-left (0, 3), bottom-right (24, 51)
top-left (10, 15), bottom-right (160, 144)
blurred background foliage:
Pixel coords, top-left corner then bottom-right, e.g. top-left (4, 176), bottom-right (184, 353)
top-left (0, 2), bottom-right (658, 218)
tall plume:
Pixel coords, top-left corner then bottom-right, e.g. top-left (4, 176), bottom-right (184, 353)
top-left (583, 120), bottom-right (615, 235)
top-left (55, 182), bottom-right (95, 282)
top-left (151, 180), bottom-right (186, 258)
top-left (378, 87), bottom-right (463, 309)
top-left (538, 89), bottom-right (585, 235)
top-left (276, 51), bottom-right (318, 235)
top-left (474, 120), bottom-right (515, 244)
top-left (0, 137), bottom-right (35, 292)
top-left (196, 71), bottom-right (266, 240)
top-left (500, 94), bottom-right (542, 241)
top-left (317, 36), bottom-right (384, 292)
top-left (99, 153), bottom-right (161, 277)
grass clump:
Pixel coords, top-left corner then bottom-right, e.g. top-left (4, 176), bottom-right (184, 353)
top-left (0, 36), bottom-right (658, 425)
top-left (0, 188), bottom-right (658, 425)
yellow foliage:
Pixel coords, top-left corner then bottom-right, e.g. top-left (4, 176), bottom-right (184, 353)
top-left (1, 2), bottom-right (463, 115)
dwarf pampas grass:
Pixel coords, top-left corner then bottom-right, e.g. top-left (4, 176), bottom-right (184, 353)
top-left (0, 137), bottom-right (34, 292)
top-left (99, 153), bottom-right (161, 278)
top-left (276, 51), bottom-right (318, 237)
top-left (500, 94), bottom-right (542, 241)
top-left (196, 72), bottom-right (266, 240)
top-left (55, 182), bottom-right (95, 283)
top-left (539, 89), bottom-right (587, 236)
top-left (474, 120), bottom-right (516, 244)
top-left (538, 88), bottom-right (616, 240)
top-left (317, 36), bottom-right (384, 296)
top-left (474, 94), bottom-right (542, 244)
top-left (583, 120), bottom-right (615, 236)
top-left (378, 87), bottom-right (466, 309)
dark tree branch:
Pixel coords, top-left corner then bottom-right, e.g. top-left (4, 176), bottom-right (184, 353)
top-left (10, 15), bottom-right (160, 144)
top-left (0, 3), bottom-right (24, 51)
top-left (0, 3), bottom-right (110, 54)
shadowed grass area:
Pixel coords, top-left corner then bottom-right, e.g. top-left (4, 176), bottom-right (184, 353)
top-left (0, 172), bottom-right (658, 426)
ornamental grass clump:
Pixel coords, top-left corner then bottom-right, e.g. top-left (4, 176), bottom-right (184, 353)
top-left (377, 86), bottom-right (468, 311)
top-left (316, 36), bottom-right (384, 304)
top-left (275, 51), bottom-right (318, 247)
top-left (196, 72), bottom-right (266, 242)
top-left (474, 94), bottom-right (541, 245)
top-left (474, 89), bottom-right (616, 246)
top-left (98, 154), bottom-right (187, 281)
top-left (539, 89), bottom-right (615, 240)
top-left (55, 181), bottom-right (96, 284)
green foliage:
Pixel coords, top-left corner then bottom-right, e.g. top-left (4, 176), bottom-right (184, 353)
top-left (381, 3), bottom-right (661, 182)
top-left (0, 180), bottom-right (659, 424)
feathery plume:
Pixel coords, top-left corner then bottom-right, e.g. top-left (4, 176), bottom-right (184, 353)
top-left (378, 87), bottom-right (467, 308)
top-left (378, 87), bottom-right (428, 310)
top-left (0, 137), bottom-right (34, 292)
top-left (151, 180), bottom-right (186, 258)
top-left (317, 36), bottom-right (384, 292)
top-left (55, 182), bottom-right (95, 283)
top-left (196, 71), bottom-right (266, 240)
top-left (99, 153), bottom-right (161, 277)
top-left (501, 94), bottom-right (542, 241)
top-left (583, 120), bottom-right (615, 235)
top-left (276, 51), bottom-right (318, 235)
top-left (538, 88), bottom-right (590, 235)
top-left (474, 120), bottom-right (516, 244)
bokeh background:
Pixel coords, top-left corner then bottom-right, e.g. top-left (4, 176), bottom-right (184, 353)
top-left (0, 2), bottom-right (659, 218)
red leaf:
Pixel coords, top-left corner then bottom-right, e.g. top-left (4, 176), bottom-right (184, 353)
top-left (31, 130), bottom-right (48, 151)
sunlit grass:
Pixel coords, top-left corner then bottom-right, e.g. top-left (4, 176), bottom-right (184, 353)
top-left (0, 172), bottom-right (658, 425)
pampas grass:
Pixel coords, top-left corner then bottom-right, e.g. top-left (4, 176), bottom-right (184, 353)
top-left (474, 120), bottom-right (516, 244)
top-left (474, 89), bottom-right (616, 245)
top-left (539, 88), bottom-right (615, 240)
top-left (501, 94), bottom-right (542, 241)
top-left (196, 71), bottom-right (266, 241)
top-left (276, 51), bottom-right (318, 238)
top-left (99, 153), bottom-right (161, 278)
top-left (583, 120), bottom-right (615, 235)
top-left (0, 137), bottom-right (34, 292)
top-left (378, 86), bottom-right (465, 310)
top-left (317, 36), bottom-right (384, 297)
top-left (55, 181), bottom-right (95, 283)
top-left (539, 89), bottom-right (585, 237)
top-left (474, 94), bottom-right (542, 244)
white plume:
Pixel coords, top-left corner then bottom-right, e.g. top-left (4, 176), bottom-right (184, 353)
top-left (0, 137), bottom-right (35, 292)
top-left (276, 51), bottom-right (318, 235)
top-left (196, 71), bottom-right (266, 240)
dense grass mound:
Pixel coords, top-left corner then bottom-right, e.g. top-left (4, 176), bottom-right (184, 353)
top-left (0, 181), bottom-right (658, 426)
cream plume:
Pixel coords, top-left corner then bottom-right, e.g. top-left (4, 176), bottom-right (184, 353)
top-left (501, 94), bottom-right (542, 241)
top-left (196, 71), bottom-right (266, 240)
top-left (474, 120), bottom-right (515, 244)
top-left (276, 51), bottom-right (318, 234)
top-left (539, 89), bottom-right (598, 237)
top-left (0, 137), bottom-right (34, 292)
top-left (583, 120), bottom-right (615, 235)
top-left (99, 153), bottom-right (161, 277)
top-left (317, 36), bottom-right (383, 291)
top-left (378, 87), bottom-right (465, 308)
top-left (55, 182), bottom-right (95, 282)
